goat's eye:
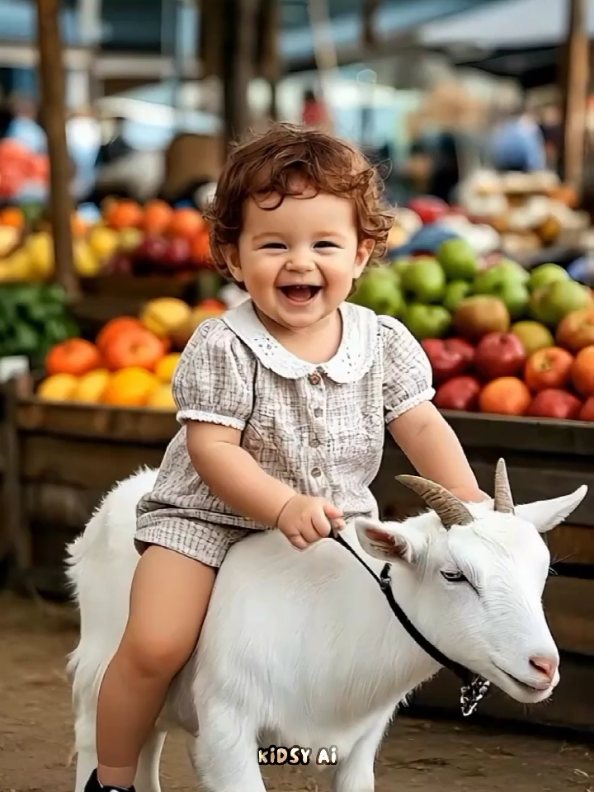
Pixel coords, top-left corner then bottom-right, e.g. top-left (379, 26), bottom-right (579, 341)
top-left (441, 570), bottom-right (467, 583)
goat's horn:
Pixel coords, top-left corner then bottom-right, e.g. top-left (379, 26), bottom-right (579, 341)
top-left (494, 458), bottom-right (514, 513)
top-left (395, 475), bottom-right (474, 529)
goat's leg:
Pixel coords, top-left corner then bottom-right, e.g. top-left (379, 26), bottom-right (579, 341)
top-left (73, 707), bottom-right (98, 792)
top-left (190, 704), bottom-right (266, 792)
top-left (333, 711), bottom-right (393, 792)
top-left (134, 729), bottom-right (167, 792)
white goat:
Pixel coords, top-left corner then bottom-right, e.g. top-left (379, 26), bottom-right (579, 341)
top-left (66, 460), bottom-right (587, 792)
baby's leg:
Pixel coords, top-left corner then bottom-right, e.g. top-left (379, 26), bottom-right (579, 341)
top-left (94, 545), bottom-right (215, 788)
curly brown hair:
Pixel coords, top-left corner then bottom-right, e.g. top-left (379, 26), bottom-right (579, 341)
top-left (203, 123), bottom-right (393, 283)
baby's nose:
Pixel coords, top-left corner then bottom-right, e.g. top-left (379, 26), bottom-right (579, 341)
top-left (286, 256), bottom-right (315, 271)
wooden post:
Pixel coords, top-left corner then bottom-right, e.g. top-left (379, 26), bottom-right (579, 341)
top-left (560, 0), bottom-right (589, 194)
top-left (36, 0), bottom-right (79, 299)
top-left (221, 0), bottom-right (259, 151)
top-left (362, 0), bottom-right (381, 48)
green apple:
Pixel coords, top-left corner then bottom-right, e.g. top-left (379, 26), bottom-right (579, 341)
top-left (496, 258), bottom-right (530, 284)
top-left (443, 280), bottom-right (472, 313)
top-left (510, 320), bottom-right (554, 356)
top-left (403, 303), bottom-right (452, 340)
top-left (391, 257), bottom-right (412, 278)
top-left (436, 238), bottom-right (479, 281)
top-left (528, 263), bottom-right (570, 291)
top-left (530, 281), bottom-right (593, 328)
top-left (350, 267), bottom-right (405, 317)
top-left (473, 262), bottom-right (528, 295)
top-left (472, 263), bottom-right (529, 319)
top-left (497, 281), bottom-right (530, 320)
top-left (401, 257), bottom-right (446, 304)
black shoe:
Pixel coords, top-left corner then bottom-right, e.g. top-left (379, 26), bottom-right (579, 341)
top-left (84, 769), bottom-right (136, 792)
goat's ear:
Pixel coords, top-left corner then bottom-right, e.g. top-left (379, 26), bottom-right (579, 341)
top-left (515, 485), bottom-right (588, 534)
top-left (355, 518), bottom-right (419, 564)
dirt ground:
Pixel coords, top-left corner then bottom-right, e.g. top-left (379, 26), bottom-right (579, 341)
top-left (0, 594), bottom-right (592, 792)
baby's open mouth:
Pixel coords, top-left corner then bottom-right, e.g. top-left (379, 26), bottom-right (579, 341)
top-left (278, 285), bottom-right (322, 303)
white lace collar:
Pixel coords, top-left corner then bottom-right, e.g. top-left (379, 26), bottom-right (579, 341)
top-left (222, 298), bottom-right (378, 382)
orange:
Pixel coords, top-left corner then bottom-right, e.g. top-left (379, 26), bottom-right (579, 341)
top-left (571, 346), bottom-right (594, 397)
top-left (190, 229), bottom-right (213, 264)
top-left (0, 207), bottom-right (24, 229)
top-left (478, 377), bottom-right (531, 416)
top-left (143, 199), bottom-right (174, 236)
top-left (37, 373), bottom-right (79, 401)
top-left (96, 317), bottom-right (144, 353)
top-left (71, 369), bottom-right (110, 402)
top-left (168, 207), bottom-right (204, 240)
top-left (45, 339), bottom-right (102, 377)
top-left (105, 200), bottom-right (144, 231)
top-left (154, 352), bottom-right (181, 383)
top-left (146, 383), bottom-right (176, 410)
top-left (101, 367), bottom-right (159, 407)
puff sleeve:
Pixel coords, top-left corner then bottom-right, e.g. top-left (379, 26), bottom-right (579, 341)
top-left (380, 315), bottom-right (435, 424)
top-left (172, 318), bottom-right (255, 431)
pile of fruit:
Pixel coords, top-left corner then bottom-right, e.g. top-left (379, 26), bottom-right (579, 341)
top-left (0, 282), bottom-right (79, 366)
top-left (424, 318), bottom-right (594, 422)
top-left (351, 238), bottom-right (594, 422)
top-left (36, 296), bottom-right (226, 409)
top-left (0, 198), bottom-right (214, 284)
top-left (352, 239), bottom-right (592, 341)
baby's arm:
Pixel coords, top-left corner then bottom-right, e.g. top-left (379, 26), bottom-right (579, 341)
top-left (381, 316), bottom-right (486, 503)
top-left (187, 421), bottom-right (296, 527)
top-left (389, 401), bottom-right (486, 502)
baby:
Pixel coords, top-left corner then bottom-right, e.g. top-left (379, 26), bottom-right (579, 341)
top-left (84, 123), bottom-right (485, 792)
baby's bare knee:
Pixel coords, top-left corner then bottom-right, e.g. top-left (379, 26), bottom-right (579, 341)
top-left (120, 623), bottom-right (197, 680)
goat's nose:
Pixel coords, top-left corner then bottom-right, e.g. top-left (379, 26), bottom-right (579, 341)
top-left (529, 655), bottom-right (558, 681)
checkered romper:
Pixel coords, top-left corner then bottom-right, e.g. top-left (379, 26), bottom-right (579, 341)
top-left (135, 298), bottom-right (435, 567)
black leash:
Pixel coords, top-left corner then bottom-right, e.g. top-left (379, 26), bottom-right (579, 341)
top-left (330, 530), bottom-right (491, 717)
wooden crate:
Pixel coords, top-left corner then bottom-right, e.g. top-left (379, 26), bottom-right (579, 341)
top-left (10, 384), bottom-right (177, 596)
top-left (370, 411), bottom-right (594, 735)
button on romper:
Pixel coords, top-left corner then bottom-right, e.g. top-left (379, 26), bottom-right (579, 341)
top-left (135, 298), bottom-right (435, 567)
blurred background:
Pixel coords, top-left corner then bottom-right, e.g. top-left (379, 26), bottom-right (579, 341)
top-left (0, 0), bottom-right (591, 210)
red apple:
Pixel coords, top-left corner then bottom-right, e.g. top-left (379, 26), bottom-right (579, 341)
top-left (421, 338), bottom-right (475, 384)
top-left (474, 332), bottom-right (526, 380)
top-left (434, 375), bottom-right (482, 411)
top-left (408, 196), bottom-right (449, 225)
top-left (578, 397), bottom-right (594, 421)
top-left (526, 389), bottom-right (582, 420)
top-left (134, 235), bottom-right (169, 263)
top-left (524, 346), bottom-right (574, 392)
top-left (161, 237), bottom-right (192, 269)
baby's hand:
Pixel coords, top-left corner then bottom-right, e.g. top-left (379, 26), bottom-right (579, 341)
top-left (276, 494), bottom-right (345, 550)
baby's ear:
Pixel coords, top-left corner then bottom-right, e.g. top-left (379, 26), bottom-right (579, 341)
top-left (354, 240), bottom-right (374, 275)
top-left (223, 245), bottom-right (243, 281)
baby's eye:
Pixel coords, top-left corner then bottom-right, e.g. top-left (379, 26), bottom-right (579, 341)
top-left (315, 241), bottom-right (339, 249)
top-left (260, 242), bottom-right (286, 250)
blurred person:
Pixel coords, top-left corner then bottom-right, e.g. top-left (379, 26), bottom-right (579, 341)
top-left (302, 87), bottom-right (331, 130)
top-left (489, 100), bottom-right (546, 173)
top-left (67, 108), bottom-right (101, 201)
top-left (0, 89), bottom-right (13, 139)
top-left (5, 93), bottom-right (46, 153)
top-left (538, 103), bottom-right (562, 172)
top-left (95, 115), bottom-right (134, 167)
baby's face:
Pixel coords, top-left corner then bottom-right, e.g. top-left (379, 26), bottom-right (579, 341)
top-left (227, 185), bottom-right (371, 332)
